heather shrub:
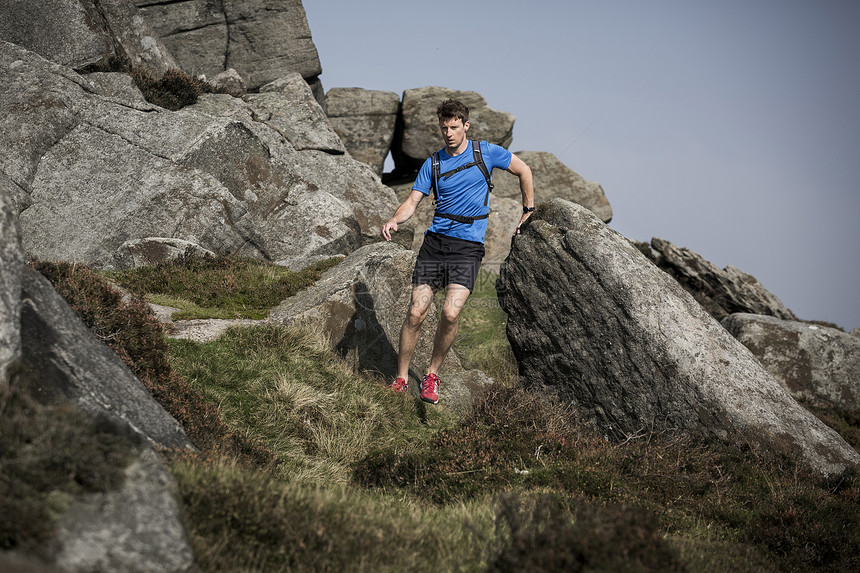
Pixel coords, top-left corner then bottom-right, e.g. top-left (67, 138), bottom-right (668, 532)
top-left (0, 381), bottom-right (137, 553)
top-left (131, 67), bottom-right (212, 111)
top-left (488, 493), bottom-right (686, 572)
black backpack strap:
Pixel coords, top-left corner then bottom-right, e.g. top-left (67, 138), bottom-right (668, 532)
top-left (434, 212), bottom-right (490, 224)
top-left (470, 140), bottom-right (494, 206)
top-left (429, 151), bottom-right (441, 203)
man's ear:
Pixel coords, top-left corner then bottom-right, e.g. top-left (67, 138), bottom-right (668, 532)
top-left (463, 120), bottom-right (470, 132)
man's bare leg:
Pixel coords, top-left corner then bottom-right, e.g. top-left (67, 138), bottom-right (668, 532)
top-left (427, 284), bottom-right (471, 375)
top-left (396, 284), bottom-right (436, 381)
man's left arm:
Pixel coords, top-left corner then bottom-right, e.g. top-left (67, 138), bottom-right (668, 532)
top-left (506, 154), bottom-right (534, 235)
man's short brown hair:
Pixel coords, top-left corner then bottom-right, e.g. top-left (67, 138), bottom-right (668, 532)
top-left (436, 99), bottom-right (469, 124)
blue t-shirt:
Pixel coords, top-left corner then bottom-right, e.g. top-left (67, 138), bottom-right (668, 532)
top-left (413, 140), bottom-right (512, 244)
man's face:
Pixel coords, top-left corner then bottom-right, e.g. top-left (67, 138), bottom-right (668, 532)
top-left (439, 117), bottom-right (469, 150)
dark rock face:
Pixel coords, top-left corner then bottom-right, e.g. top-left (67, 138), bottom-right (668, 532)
top-left (640, 237), bottom-right (796, 322)
top-left (498, 198), bottom-right (858, 475)
top-left (722, 313), bottom-right (860, 413)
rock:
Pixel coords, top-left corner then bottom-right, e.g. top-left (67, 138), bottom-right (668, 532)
top-left (492, 150), bottom-right (613, 223)
top-left (1, 176), bottom-right (23, 385)
top-left (19, 266), bottom-right (194, 450)
top-left (326, 87), bottom-right (400, 175)
top-left (392, 87), bottom-right (515, 173)
top-left (4, 42), bottom-right (396, 269)
top-left (53, 447), bottom-right (194, 573)
top-left (113, 237), bottom-right (216, 269)
top-left (136, 0), bottom-right (322, 92)
top-left (253, 73), bottom-right (345, 153)
top-left (642, 237), bottom-right (796, 322)
top-left (270, 242), bottom-right (482, 411)
top-left (498, 198), bottom-right (859, 476)
top-left (84, 71), bottom-right (149, 105)
top-left (209, 67), bottom-right (246, 97)
top-left (0, 0), bottom-right (178, 75)
top-left (722, 313), bottom-right (860, 413)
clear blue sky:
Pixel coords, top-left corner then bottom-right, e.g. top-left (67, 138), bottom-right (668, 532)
top-left (304, 0), bottom-right (860, 331)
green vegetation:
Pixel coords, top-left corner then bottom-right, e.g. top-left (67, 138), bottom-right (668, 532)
top-left (9, 256), bottom-right (859, 572)
top-left (107, 255), bottom-right (340, 320)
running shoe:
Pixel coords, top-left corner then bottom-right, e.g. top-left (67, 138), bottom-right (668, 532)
top-left (388, 377), bottom-right (407, 393)
top-left (420, 373), bottom-right (440, 404)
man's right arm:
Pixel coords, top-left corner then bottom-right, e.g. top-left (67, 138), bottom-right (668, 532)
top-left (381, 189), bottom-right (425, 241)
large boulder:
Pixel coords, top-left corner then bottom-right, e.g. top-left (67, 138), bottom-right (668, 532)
top-left (2, 41), bottom-right (397, 269)
top-left (498, 199), bottom-right (859, 476)
top-left (136, 0), bottom-right (323, 96)
top-left (270, 242), bottom-right (491, 412)
top-left (326, 87), bottom-right (400, 175)
top-left (1, 175), bottom-right (23, 385)
top-left (641, 237), bottom-right (796, 322)
top-left (392, 87), bottom-right (515, 173)
top-left (19, 266), bottom-right (194, 450)
top-left (722, 313), bottom-right (860, 413)
top-left (492, 150), bottom-right (613, 223)
top-left (0, 0), bottom-right (178, 75)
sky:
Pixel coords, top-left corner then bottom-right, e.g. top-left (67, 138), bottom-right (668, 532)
top-left (303, 0), bottom-right (860, 331)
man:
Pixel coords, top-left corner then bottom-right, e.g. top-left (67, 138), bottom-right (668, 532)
top-left (381, 98), bottom-right (534, 404)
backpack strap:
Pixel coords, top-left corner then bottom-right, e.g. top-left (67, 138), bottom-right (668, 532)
top-left (470, 140), bottom-right (494, 206)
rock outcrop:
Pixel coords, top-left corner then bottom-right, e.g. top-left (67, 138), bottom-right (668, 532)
top-left (136, 0), bottom-right (323, 97)
top-left (392, 87), bottom-right (515, 174)
top-left (270, 242), bottom-right (491, 412)
top-left (498, 198), bottom-right (859, 476)
top-left (1, 175), bottom-right (23, 385)
top-left (0, 0), bottom-right (178, 75)
top-left (2, 41), bottom-right (396, 269)
top-left (492, 150), bottom-right (613, 223)
top-left (722, 313), bottom-right (860, 413)
top-left (640, 237), bottom-right (796, 322)
top-left (327, 87), bottom-right (400, 175)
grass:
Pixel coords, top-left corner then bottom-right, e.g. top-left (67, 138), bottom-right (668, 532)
top-left (166, 324), bottom-right (459, 484)
top-left (14, 257), bottom-right (860, 572)
top-left (452, 270), bottom-right (518, 384)
top-left (106, 255), bottom-right (340, 320)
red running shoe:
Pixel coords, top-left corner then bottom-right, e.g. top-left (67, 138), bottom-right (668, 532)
top-left (420, 373), bottom-right (440, 404)
top-left (388, 377), bottom-right (407, 392)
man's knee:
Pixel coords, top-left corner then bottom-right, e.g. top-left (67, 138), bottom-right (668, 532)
top-left (405, 304), bottom-right (430, 327)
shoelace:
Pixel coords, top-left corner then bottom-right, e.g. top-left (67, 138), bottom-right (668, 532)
top-left (422, 374), bottom-right (438, 393)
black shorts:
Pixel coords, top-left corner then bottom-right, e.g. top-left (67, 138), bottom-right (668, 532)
top-left (412, 231), bottom-right (485, 292)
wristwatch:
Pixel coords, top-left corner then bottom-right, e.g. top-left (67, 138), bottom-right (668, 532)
top-left (522, 205), bottom-right (535, 214)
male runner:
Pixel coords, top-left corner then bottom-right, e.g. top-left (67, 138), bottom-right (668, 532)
top-left (381, 98), bottom-right (534, 404)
